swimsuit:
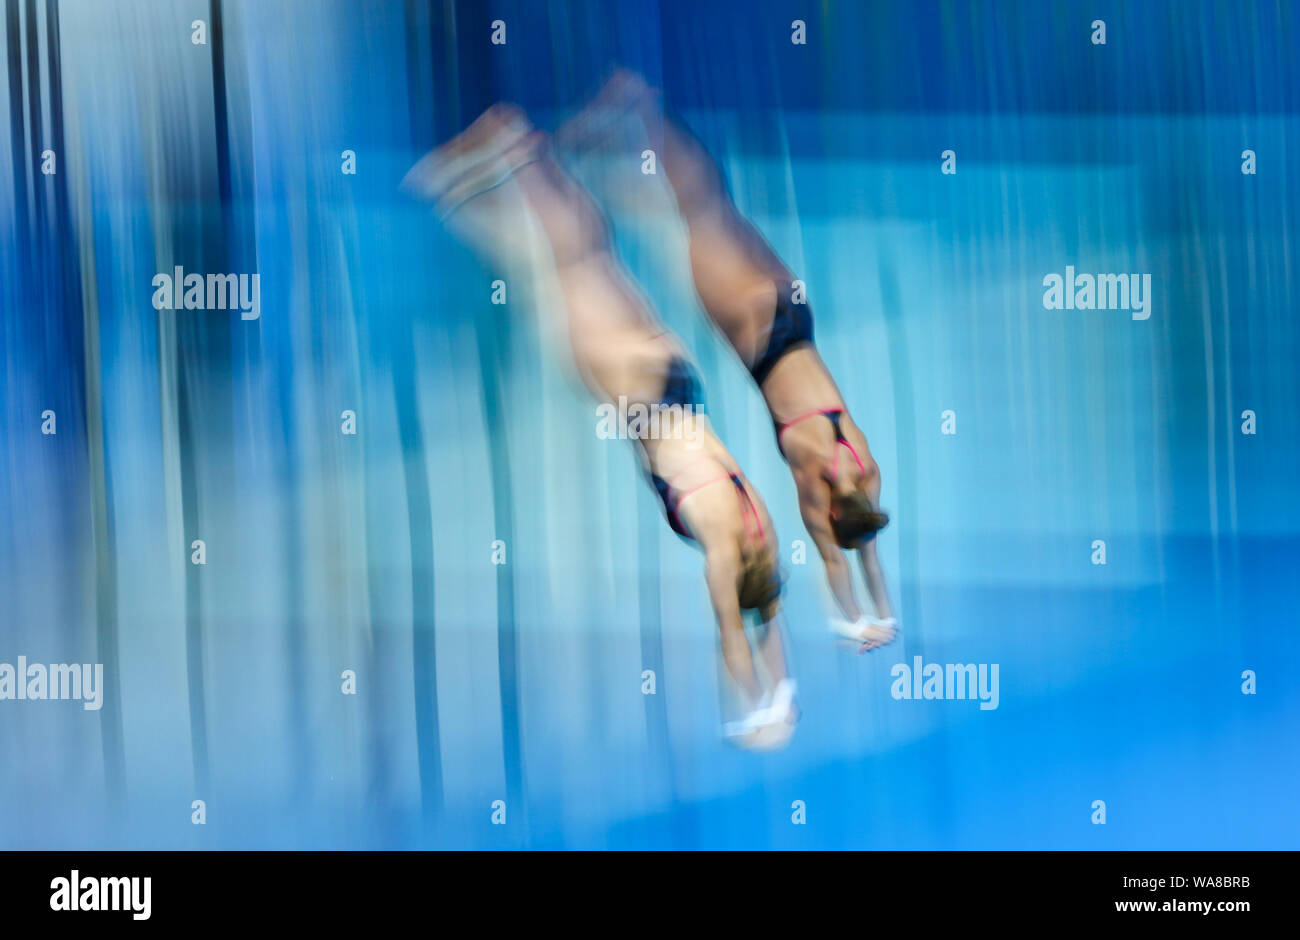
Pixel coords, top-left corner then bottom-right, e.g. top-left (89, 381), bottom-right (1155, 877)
top-left (749, 288), bottom-right (814, 386)
top-left (651, 461), bottom-right (767, 545)
top-left (659, 355), bottom-right (704, 411)
top-left (774, 408), bottom-right (868, 481)
top-left (641, 357), bottom-right (762, 547)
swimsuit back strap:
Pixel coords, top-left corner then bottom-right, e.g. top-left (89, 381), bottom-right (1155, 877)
top-left (673, 473), bottom-right (768, 548)
top-left (731, 475), bottom-right (767, 546)
top-left (671, 473), bottom-right (735, 512)
top-left (775, 409), bottom-right (860, 482)
top-left (775, 407), bottom-right (842, 440)
top-left (836, 438), bottom-right (868, 480)
top-left (663, 453), bottom-right (723, 493)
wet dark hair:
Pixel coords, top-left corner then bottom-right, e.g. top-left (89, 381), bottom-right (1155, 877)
top-left (829, 492), bottom-right (890, 548)
top-left (737, 550), bottom-right (781, 611)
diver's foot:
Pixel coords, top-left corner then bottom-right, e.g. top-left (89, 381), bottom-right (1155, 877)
top-left (555, 68), bottom-right (659, 155)
top-left (435, 103), bottom-right (529, 169)
top-left (402, 104), bottom-right (544, 216)
top-left (592, 68), bottom-right (656, 111)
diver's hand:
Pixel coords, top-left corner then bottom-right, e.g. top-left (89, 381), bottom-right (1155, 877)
top-left (829, 613), bottom-right (897, 653)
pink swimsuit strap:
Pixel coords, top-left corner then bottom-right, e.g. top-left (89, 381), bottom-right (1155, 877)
top-left (775, 407), bottom-right (838, 437)
top-left (829, 439), bottom-right (868, 481)
top-left (672, 472), bottom-right (735, 508)
top-left (673, 470), bottom-right (767, 547)
top-left (662, 453), bottom-right (723, 492)
top-left (734, 477), bottom-right (767, 546)
top-left (776, 408), bottom-right (867, 482)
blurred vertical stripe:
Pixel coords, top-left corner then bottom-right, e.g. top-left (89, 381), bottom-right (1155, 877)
top-left (0, 0), bottom-right (1295, 849)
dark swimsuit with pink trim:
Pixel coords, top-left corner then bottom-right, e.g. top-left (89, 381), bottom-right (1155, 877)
top-left (643, 356), bottom-right (768, 548)
top-left (750, 290), bottom-right (814, 386)
top-left (753, 291), bottom-right (867, 477)
top-left (775, 409), bottom-right (868, 480)
top-left (652, 460), bottom-right (766, 545)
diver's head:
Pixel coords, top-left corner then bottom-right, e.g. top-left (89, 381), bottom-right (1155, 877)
top-left (829, 491), bottom-right (890, 548)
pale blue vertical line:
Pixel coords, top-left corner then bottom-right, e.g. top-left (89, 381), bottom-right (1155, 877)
top-left (876, 256), bottom-right (921, 651)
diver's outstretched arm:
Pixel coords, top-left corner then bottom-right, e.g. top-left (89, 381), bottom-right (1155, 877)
top-left (857, 539), bottom-right (895, 624)
top-left (705, 546), bottom-right (763, 710)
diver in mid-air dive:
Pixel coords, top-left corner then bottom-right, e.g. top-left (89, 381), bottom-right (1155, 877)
top-left (559, 71), bottom-right (898, 653)
top-left (404, 104), bottom-right (798, 749)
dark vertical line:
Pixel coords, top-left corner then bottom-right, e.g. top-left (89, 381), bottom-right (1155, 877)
top-left (439, 0), bottom-right (525, 846)
top-left (430, 0), bottom-right (461, 142)
top-left (475, 308), bottom-right (525, 842)
top-left (209, 0), bottom-right (232, 217)
top-left (408, 0), bottom-right (517, 840)
top-left (43, 0), bottom-right (66, 231)
top-left (360, 456), bottom-right (393, 838)
top-left (45, 0), bottom-right (127, 802)
top-left (402, 0), bottom-right (444, 836)
top-left (397, 372), bottom-right (443, 833)
top-left (175, 0), bottom-right (240, 798)
top-left (204, 0), bottom-right (284, 798)
top-left (6, 0), bottom-right (30, 276)
top-left (403, 0), bottom-right (431, 155)
top-left (22, 0), bottom-right (41, 240)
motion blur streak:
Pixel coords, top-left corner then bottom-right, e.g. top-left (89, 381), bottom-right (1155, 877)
top-left (0, 0), bottom-right (1297, 848)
